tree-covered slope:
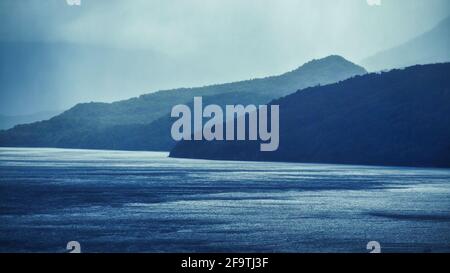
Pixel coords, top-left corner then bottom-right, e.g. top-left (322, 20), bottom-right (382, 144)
top-left (170, 63), bottom-right (450, 168)
top-left (0, 56), bottom-right (366, 151)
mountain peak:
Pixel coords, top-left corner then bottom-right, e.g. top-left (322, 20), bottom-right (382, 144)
top-left (295, 55), bottom-right (366, 73)
top-left (281, 56), bottom-right (366, 81)
top-left (307, 55), bottom-right (352, 64)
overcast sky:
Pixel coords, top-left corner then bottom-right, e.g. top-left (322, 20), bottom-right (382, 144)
top-left (0, 0), bottom-right (449, 114)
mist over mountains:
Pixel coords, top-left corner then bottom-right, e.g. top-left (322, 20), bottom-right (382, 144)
top-left (0, 55), bottom-right (366, 151)
top-left (0, 41), bottom-right (182, 116)
top-left (1, 10), bottom-right (450, 168)
top-left (3, 0), bottom-right (449, 117)
top-left (362, 16), bottom-right (450, 71)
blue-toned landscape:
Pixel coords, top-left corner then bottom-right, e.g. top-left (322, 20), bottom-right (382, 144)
top-left (1, 1), bottom-right (450, 254)
top-left (1, 148), bottom-right (449, 253)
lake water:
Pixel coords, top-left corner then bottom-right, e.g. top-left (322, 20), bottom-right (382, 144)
top-left (0, 147), bottom-right (449, 253)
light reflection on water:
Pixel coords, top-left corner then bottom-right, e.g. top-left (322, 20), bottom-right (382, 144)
top-left (0, 147), bottom-right (449, 253)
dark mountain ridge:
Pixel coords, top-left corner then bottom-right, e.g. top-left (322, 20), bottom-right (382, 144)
top-left (170, 63), bottom-right (450, 168)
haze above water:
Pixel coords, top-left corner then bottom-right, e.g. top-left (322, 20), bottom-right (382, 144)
top-left (0, 148), bottom-right (449, 253)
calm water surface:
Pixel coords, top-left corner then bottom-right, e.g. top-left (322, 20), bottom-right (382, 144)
top-left (0, 148), bottom-right (449, 252)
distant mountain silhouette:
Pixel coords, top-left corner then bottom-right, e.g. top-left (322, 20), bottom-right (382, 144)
top-left (362, 16), bottom-right (450, 71)
top-left (170, 63), bottom-right (450, 168)
top-left (0, 56), bottom-right (366, 151)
